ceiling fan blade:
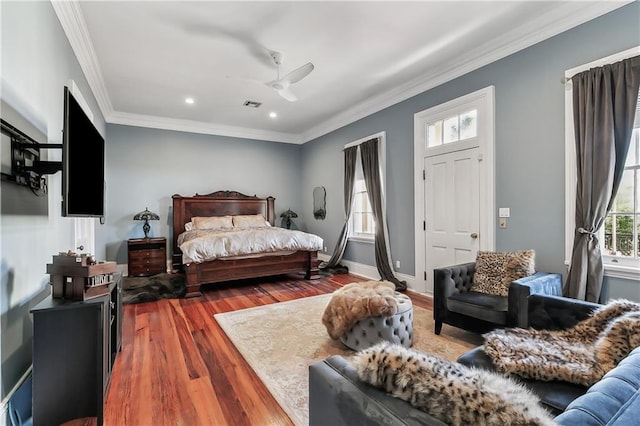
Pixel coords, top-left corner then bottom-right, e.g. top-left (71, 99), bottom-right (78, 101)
top-left (277, 87), bottom-right (298, 102)
top-left (280, 62), bottom-right (314, 85)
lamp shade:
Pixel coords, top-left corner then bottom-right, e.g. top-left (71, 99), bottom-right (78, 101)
top-left (133, 208), bottom-right (159, 222)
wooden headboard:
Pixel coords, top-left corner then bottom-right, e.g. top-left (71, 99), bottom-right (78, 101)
top-left (171, 190), bottom-right (275, 269)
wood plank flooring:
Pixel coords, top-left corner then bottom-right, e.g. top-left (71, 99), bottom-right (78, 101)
top-left (96, 273), bottom-right (434, 425)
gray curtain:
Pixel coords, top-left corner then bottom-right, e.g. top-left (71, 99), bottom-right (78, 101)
top-left (322, 145), bottom-right (358, 269)
top-left (565, 55), bottom-right (640, 302)
top-left (360, 138), bottom-right (407, 291)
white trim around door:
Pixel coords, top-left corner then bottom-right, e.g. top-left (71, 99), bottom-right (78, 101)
top-left (414, 86), bottom-right (496, 295)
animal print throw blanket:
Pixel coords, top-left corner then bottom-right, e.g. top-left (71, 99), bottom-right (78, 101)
top-left (353, 342), bottom-right (555, 425)
top-left (322, 280), bottom-right (398, 339)
top-left (483, 299), bottom-right (640, 386)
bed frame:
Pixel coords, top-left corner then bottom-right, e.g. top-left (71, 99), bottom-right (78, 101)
top-left (172, 190), bottom-right (320, 297)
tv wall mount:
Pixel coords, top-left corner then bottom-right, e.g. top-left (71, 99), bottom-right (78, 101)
top-left (1, 118), bottom-right (62, 195)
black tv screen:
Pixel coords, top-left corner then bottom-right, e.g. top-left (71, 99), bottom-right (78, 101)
top-left (62, 87), bottom-right (105, 217)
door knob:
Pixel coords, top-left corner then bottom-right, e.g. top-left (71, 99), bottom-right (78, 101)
top-left (470, 233), bottom-right (478, 239)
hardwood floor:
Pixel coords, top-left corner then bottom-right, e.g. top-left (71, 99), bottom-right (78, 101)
top-left (98, 273), bottom-right (433, 425)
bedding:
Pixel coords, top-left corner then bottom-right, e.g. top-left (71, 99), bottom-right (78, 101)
top-left (178, 227), bottom-right (323, 264)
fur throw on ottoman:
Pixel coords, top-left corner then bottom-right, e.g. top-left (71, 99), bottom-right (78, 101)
top-left (484, 299), bottom-right (640, 386)
top-left (322, 281), bottom-right (398, 339)
top-left (352, 342), bottom-right (555, 426)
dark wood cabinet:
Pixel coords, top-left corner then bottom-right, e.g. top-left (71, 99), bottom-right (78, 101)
top-left (127, 237), bottom-right (166, 276)
top-left (31, 275), bottom-right (122, 426)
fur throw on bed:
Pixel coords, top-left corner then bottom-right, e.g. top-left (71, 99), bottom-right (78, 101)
top-left (352, 342), bottom-right (555, 426)
top-left (484, 299), bottom-right (640, 386)
top-left (322, 281), bottom-right (398, 339)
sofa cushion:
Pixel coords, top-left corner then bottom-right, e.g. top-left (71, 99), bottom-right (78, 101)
top-left (309, 355), bottom-right (445, 425)
top-left (447, 291), bottom-right (508, 325)
top-left (555, 347), bottom-right (640, 425)
top-left (456, 346), bottom-right (589, 416)
top-left (472, 250), bottom-right (535, 296)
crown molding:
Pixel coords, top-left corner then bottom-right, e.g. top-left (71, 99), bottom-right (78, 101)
top-left (51, 0), bottom-right (113, 119)
top-left (53, 0), bottom-right (629, 145)
top-left (108, 111), bottom-right (302, 144)
top-left (300, 1), bottom-right (630, 142)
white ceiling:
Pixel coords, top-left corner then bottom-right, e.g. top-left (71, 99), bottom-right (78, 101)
top-left (54, 1), bottom-right (629, 144)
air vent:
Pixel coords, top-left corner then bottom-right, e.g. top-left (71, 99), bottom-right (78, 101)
top-left (243, 100), bottom-right (262, 108)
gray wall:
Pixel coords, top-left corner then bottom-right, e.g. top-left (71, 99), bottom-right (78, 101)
top-left (0, 0), bottom-right (105, 405)
top-left (102, 125), bottom-right (303, 265)
top-left (300, 2), bottom-right (640, 295)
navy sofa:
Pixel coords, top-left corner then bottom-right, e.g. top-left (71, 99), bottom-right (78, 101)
top-left (309, 294), bottom-right (640, 425)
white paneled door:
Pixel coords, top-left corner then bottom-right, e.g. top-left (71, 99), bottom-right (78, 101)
top-left (414, 86), bottom-right (494, 295)
top-left (424, 148), bottom-right (480, 292)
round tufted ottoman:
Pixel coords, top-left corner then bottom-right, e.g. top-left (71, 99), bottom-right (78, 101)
top-left (340, 293), bottom-right (413, 351)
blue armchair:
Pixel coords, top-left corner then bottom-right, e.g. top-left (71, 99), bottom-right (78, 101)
top-left (433, 262), bottom-right (563, 335)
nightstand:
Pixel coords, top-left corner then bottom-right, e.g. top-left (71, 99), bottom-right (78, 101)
top-left (127, 237), bottom-right (166, 276)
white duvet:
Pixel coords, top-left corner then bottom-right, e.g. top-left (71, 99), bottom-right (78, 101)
top-left (178, 227), bottom-right (323, 264)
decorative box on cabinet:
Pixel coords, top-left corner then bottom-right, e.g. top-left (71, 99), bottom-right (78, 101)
top-left (46, 253), bottom-right (117, 301)
top-left (127, 237), bottom-right (166, 276)
top-left (31, 274), bottom-right (122, 426)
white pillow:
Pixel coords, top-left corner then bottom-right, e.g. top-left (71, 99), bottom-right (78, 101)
top-left (232, 214), bottom-right (270, 229)
top-left (184, 221), bottom-right (194, 231)
top-left (191, 215), bottom-right (233, 230)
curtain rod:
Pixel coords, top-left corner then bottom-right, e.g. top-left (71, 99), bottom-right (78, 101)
top-left (342, 132), bottom-right (384, 150)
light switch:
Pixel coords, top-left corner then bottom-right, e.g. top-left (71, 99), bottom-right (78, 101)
top-left (499, 208), bottom-right (511, 218)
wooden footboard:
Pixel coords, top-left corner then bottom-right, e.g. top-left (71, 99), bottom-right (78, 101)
top-left (183, 250), bottom-right (320, 297)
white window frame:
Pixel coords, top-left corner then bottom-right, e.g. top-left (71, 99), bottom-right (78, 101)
top-left (345, 131), bottom-right (386, 243)
top-left (564, 46), bottom-right (640, 280)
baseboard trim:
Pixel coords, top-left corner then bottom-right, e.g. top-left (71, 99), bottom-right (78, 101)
top-left (318, 253), bottom-right (419, 292)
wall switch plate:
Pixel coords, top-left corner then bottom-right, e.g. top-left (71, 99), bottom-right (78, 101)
top-left (499, 208), bottom-right (511, 218)
top-left (395, 260), bottom-right (400, 268)
top-left (324, 246), bottom-right (327, 252)
top-left (499, 218), bottom-right (508, 228)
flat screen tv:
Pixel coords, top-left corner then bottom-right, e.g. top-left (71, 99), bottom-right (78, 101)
top-left (62, 86), bottom-right (105, 217)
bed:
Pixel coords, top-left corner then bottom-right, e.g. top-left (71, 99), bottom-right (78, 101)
top-left (172, 190), bottom-right (321, 297)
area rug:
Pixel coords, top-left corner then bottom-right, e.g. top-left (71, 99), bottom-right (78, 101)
top-left (214, 293), bottom-right (482, 425)
top-left (122, 272), bottom-right (187, 304)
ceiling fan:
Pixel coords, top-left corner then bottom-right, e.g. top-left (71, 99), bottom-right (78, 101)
top-left (267, 51), bottom-right (314, 102)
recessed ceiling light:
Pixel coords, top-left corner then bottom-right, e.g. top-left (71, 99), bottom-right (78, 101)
top-left (269, 112), bottom-right (277, 119)
top-left (185, 97), bottom-right (195, 104)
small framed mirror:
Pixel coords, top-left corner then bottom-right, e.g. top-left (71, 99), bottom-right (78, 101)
top-left (313, 186), bottom-right (326, 220)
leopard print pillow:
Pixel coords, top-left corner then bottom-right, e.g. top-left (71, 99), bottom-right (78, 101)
top-left (471, 250), bottom-right (535, 296)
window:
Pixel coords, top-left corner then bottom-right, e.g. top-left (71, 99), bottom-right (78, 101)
top-left (346, 132), bottom-right (385, 242)
top-left (352, 173), bottom-right (375, 238)
top-left (602, 107), bottom-right (640, 267)
top-left (427, 109), bottom-right (477, 147)
top-left (564, 46), bottom-right (640, 279)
